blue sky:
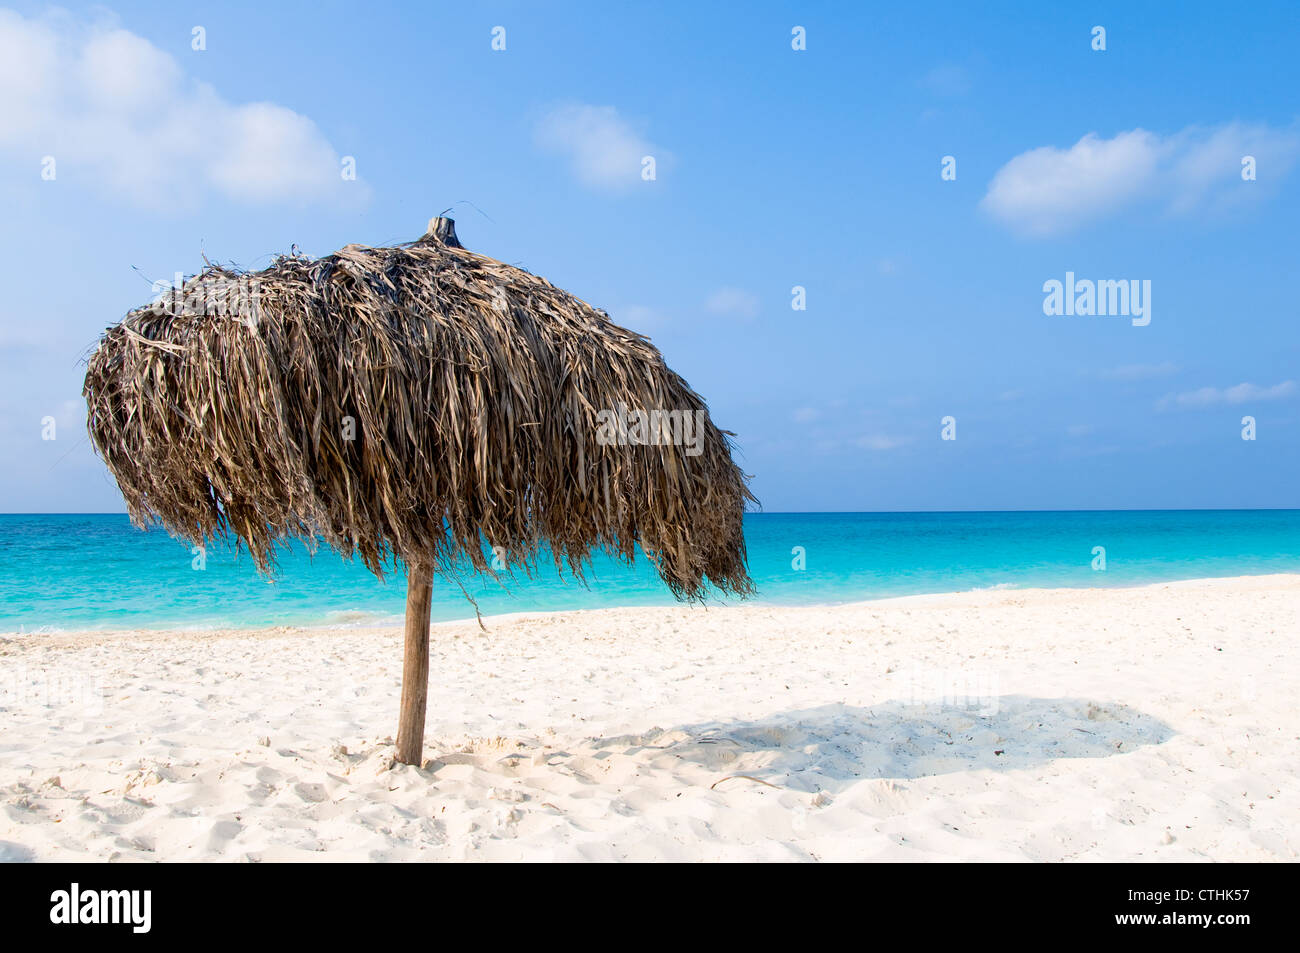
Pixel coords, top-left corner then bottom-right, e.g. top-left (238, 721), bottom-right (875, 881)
top-left (2, 0), bottom-right (1298, 512)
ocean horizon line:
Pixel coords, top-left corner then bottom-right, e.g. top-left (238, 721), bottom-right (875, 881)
top-left (3, 506), bottom-right (1299, 518)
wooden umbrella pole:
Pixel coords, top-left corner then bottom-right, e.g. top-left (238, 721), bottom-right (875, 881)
top-left (395, 561), bottom-right (433, 765)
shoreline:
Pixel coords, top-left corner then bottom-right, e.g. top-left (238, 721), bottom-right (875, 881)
top-left (6, 570), bottom-right (1299, 643)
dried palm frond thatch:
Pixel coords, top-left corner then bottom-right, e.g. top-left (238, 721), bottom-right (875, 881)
top-left (84, 217), bottom-right (754, 763)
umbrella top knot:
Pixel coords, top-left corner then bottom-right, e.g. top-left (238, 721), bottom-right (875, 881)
top-left (423, 216), bottom-right (463, 248)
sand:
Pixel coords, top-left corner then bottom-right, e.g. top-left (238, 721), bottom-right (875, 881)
top-left (1, 574), bottom-right (1297, 862)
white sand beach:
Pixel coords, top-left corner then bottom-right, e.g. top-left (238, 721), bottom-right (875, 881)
top-left (2, 574), bottom-right (1297, 862)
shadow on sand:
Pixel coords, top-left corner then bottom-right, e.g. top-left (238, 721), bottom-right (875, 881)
top-left (597, 696), bottom-right (1174, 792)
top-left (0, 841), bottom-right (36, 862)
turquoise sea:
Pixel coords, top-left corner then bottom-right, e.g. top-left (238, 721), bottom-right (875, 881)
top-left (0, 510), bottom-right (1297, 632)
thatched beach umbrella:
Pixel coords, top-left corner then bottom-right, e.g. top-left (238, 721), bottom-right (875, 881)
top-left (84, 217), bottom-right (754, 764)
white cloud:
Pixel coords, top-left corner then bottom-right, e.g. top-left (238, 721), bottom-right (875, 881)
top-left (534, 103), bottom-right (666, 191)
top-left (982, 123), bottom-right (1299, 236)
top-left (982, 130), bottom-right (1162, 236)
top-left (1158, 380), bottom-right (1296, 410)
top-left (791, 407), bottom-right (820, 423)
top-left (0, 10), bottom-right (363, 209)
top-left (704, 287), bottom-right (760, 320)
